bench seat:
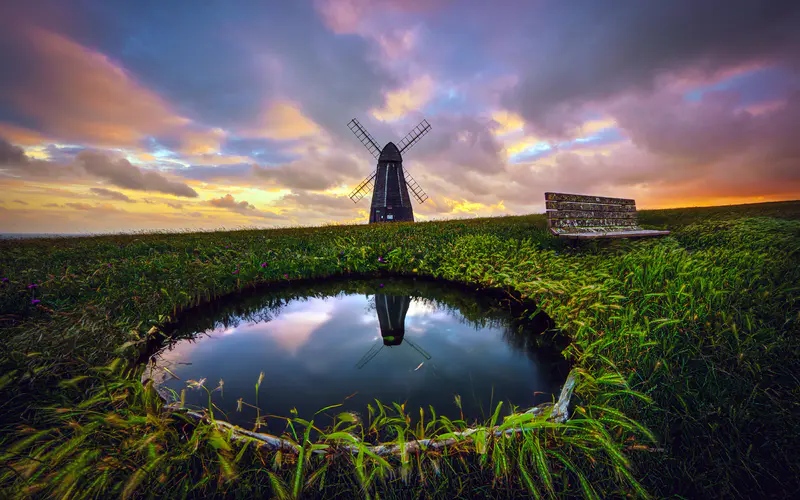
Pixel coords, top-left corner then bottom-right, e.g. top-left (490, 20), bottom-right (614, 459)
top-left (545, 192), bottom-right (669, 239)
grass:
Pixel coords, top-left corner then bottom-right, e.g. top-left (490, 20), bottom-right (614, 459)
top-left (0, 200), bottom-right (798, 498)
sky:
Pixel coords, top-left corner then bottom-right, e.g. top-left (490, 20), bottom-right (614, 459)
top-left (0, 0), bottom-right (799, 234)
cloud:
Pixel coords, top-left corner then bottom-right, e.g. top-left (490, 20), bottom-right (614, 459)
top-left (64, 202), bottom-right (127, 214)
top-left (315, 0), bottom-right (445, 35)
top-left (165, 202), bottom-right (184, 209)
top-left (181, 127), bottom-right (227, 155)
top-left (208, 194), bottom-right (256, 211)
top-left (175, 163), bottom-right (255, 183)
top-left (247, 101), bottom-right (322, 140)
top-left (500, 1), bottom-right (800, 136)
top-left (1, 143), bottom-right (198, 198)
top-left (43, 203), bottom-right (62, 208)
top-left (0, 124), bottom-right (50, 147)
top-left (254, 150), bottom-right (362, 191)
top-left (13, 199), bottom-right (28, 205)
top-left (604, 88), bottom-right (800, 197)
top-left (208, 194), bottom-right (286, 220)
top-left (0, 138), bottom-right (29, 165)
top-left (371, 75), bottom-right (437, 121)
top-left (90, 187), bottom-right (135, 203)
top-left (280, 191), bottom-right (359, 216)
top-left (490, 110), bottom-right (525, 136)
top-left (75, 150), bottom-right (198, 198)
top-left (65, 203), bottom-right (93, 211)
top-left (0, 137), bottom-right (82, 178)
top-left (0, 25), bottom-right (192, 148)
top-left (410, 114), bottom-right (506, 176)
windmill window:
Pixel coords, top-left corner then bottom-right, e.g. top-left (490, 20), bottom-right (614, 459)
top-left (387, 215), bottom-right (394, 220)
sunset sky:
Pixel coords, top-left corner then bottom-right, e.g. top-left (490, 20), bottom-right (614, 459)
top-left (1, 0), bottom-right (799, 234)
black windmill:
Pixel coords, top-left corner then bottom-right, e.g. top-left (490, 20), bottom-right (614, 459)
top-left (347, 118), bottom-right (431, 223)
top-left (355, 294), bottom-right (431, 369)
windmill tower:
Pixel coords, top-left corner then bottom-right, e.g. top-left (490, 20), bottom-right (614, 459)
top-left (347, 118), bottom-right (431, 223)
top-left (374, 294), bottom-right (411, 346)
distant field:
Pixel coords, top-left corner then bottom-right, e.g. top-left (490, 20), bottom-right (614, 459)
top-left (1, 200), bottom-right (798, 499)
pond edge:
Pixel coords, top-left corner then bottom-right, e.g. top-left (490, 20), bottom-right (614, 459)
top-left (141, 365), bottom-right (577, 457)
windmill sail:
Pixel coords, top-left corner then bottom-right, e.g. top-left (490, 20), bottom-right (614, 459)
top-left (404, 170), bottom-right (428, 204)
top-left (348, 118), bottom-right (381, 159)
top-left (398, 119), bottom-right (431, 154)
top-left (348, 171), bottom-right (376, 203)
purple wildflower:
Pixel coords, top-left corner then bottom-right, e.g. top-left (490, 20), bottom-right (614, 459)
top-left (379, 283), bottom-right (384, 288)
top-left (339, 251), bottom-right (344, 255)
top-left (107, 263), bottom-right (112, 268)
top-left (31, 299), bottom-right (41, 305)
top-left (225, 245), bottom-right (230, 249)
top-left (27, 284), bottom-right (38, 289)
top-left (1, 278), bottom-right (8, 283)
top-left (378, 256), bottom-right (384, 263)
top-left (283, 274), bottom-right (289, 279)
top-left (232, 270), bottom-right (239, 275)
top-left (260, 262), bottom-right (268, 268)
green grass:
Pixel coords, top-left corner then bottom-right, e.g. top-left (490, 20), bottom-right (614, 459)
top-left (1, 200), bottom-right (798, 498)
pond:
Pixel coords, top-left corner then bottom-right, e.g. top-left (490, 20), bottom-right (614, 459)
top-left (146, 277), bottom-right (571, 433)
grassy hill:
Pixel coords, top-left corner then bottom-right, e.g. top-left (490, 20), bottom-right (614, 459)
top-left (1, 200), bottom-right (798, 499)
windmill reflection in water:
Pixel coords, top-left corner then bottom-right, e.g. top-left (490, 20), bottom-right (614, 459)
top-left (355, 294), bottom-right (431, 369)
top-left (355, 292), bottom-right (563, 372)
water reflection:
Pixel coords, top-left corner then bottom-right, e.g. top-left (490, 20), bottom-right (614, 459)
top-left (150, 278), bottom-right (570, 431)
top-left (356, 294), bottom-right (431, 369)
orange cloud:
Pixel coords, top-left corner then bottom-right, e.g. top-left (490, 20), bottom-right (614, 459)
top-left (247, 101), bottom-right (321, 140)
top-left (0, 123), bottom-right (51, 146)
top-left (371, 75), bottom-right (436, 121)
top-left (0, 24), bottom-right (247, 154)
top-left (491, 110), bottom-right (525, 136)
top-left (181, 128), bottom-right (227, 155)
top-left (3, 26), bottom-right (188, 147)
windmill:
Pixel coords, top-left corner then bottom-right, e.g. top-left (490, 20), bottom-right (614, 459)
top-left (355, 294), bottom-right (431, 369)
top-left (347, 118), bottom-right (431, 223)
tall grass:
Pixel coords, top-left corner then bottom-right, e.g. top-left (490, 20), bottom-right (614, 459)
top-left (1, 202), bottom-right (798, 498)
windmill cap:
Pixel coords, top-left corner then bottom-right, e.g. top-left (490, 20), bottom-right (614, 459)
top-left (379, 142), bottom-right (402, 162)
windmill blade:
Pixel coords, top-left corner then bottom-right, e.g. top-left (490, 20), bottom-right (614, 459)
top-left (404, 337), bottom-right (432, 360)
top-left (355, 342), bottom-right (383, 369)
top-left (404, 170), bottom-right (428, 204)
top-left (348, 118), bottom-right (381, 160)
top-left (348, 171), bottom-right (376, 203)
top-left (398, 119), bottom-right (431, 154)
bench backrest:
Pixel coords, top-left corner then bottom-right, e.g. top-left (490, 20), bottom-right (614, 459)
top-left (545, 192), bottom-right (640, 235)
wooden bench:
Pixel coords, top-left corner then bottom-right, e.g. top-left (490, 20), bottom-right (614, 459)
top-left (545, 192), bottom-right (670, 239)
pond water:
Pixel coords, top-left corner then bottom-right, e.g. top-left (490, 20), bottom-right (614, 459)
top-left (149, 278), bottom-right (570, 432)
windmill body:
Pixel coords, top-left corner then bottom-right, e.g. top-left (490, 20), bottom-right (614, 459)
top-left (370, 142), bottom-right (414, 223)
top-left (354, 293), bottom-right (432, 369)
top-left (374, 293), bottom-right (411, 345)
top-left (348, 119), bottom-right (431, 223)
